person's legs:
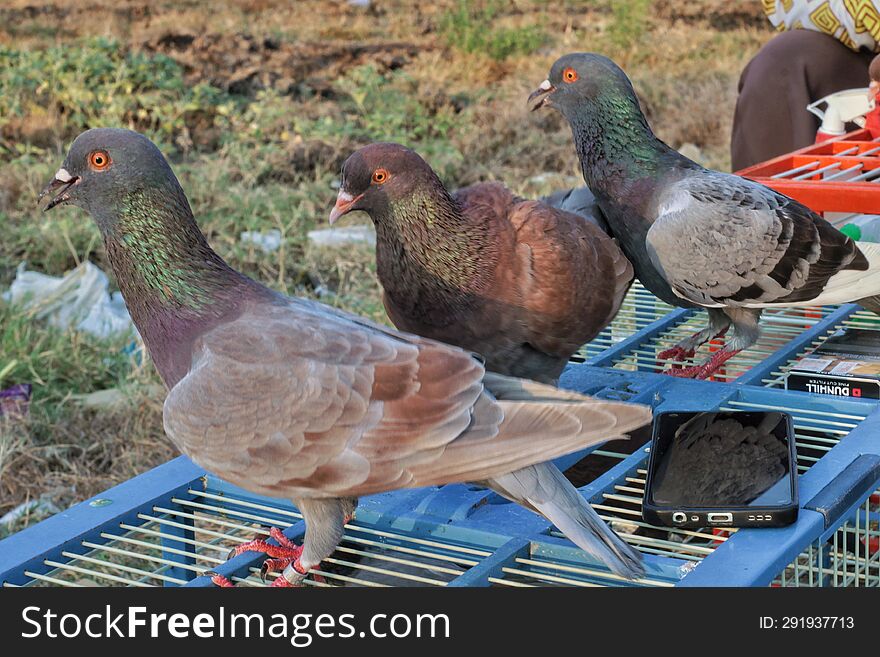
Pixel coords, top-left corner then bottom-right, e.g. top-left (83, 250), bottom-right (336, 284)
top-left (731, 30), bottom-right (874, 171)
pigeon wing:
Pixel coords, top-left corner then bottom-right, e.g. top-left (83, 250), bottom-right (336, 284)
top-left (540, 185), bottom-right (612, 234)
top-left (504, 197), bottom-right (633, 352)
top-left (162, 299), bottom-right (649, 499)
top-left (646, 172), bottom-right (872, 308)
top-left (453, 182), bottom-right (632, 367)
top-left (162, 299), bottom-right (484, 498)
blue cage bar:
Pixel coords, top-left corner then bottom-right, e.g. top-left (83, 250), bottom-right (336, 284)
top-left (2, 284), bottom-right (879, 587)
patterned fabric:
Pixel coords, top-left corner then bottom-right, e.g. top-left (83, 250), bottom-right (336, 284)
top-left (763, 0), bottom-right (880, 52)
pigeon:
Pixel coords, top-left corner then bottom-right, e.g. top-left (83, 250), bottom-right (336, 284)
top-left (540, 184), bottom-right (612, 234)
top-left (330, 142), bottom-right (633, 383)
top-left (40, 128), bottom-right (652, 585)
top-left (329, 143), bottom-right (639, 578)
top-left (530, 53), bottom-right (880, 379)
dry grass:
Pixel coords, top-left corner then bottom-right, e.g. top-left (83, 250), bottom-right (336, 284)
top-left (0, 0), bottom-right (773, 529)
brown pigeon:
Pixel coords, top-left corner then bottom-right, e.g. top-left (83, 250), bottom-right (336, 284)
top-left (40, 128), bottom-right (651, 585)
top-left (330, 142), bottom-right (633, 384)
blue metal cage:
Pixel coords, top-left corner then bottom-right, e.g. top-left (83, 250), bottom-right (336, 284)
top-left (2, 284), bottom-right (879, 587)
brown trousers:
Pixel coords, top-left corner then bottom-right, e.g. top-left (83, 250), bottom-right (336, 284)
top-left (731, 30), bottom-right (875, 171)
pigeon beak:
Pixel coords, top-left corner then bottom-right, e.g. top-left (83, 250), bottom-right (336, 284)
top-left (329, 190), bottom-right (364, 225)
top-left (39, 168), bottom-right (80, 212)
top-left (528, 79), bottom-right (555, 112)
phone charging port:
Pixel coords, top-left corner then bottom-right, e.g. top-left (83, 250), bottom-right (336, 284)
top-left (707, 512), bottom-right (733, 524)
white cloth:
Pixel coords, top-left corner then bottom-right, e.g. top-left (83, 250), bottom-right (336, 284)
top-left (763, 0), bottom-right (880, 52)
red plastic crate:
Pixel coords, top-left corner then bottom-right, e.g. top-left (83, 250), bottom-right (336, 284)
top-left (737, 128), bottom-right (880, 214)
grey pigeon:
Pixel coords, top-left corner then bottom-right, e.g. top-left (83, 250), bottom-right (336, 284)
top-left (530, 53), bottom-right (880, 379)
top-left (40, 128), bottom-right (651, 584)
top-left (540, 184), bottom-right (612, 235)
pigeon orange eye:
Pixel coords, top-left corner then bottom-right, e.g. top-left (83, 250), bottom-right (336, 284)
top-left (89, 150), bottom-right (111, 171)
top-left (372, 168), bottom-right (389, 184)
top-left (563, 67), bottom-right (578, 83)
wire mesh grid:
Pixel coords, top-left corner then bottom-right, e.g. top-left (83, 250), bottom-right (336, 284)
top-left (765, 140), bottom-right (880, 185)
top-left (486, 548), bottom-right (676, 588)
top-left (774, 492), bottom-right (880, 587)
top-left (3, 488), bottom-right (492, 588)
top-left (760, 308), bottom-right (880, 388)
top-left (605, 306), bottom-right (833, 382)
top-left (576, 282), bottom-right (674, 361)
top-left (526, 398), bottom-right (870, 587)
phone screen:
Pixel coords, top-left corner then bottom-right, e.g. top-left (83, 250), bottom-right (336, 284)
top-left (647, 411), bottom-right (795, 508)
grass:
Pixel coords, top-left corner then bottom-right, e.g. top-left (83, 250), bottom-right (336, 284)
top-left (439, 1), bottom-right (547, 61)
top-left (608, 0), bottom-right (653, 54)
top-left (0, 0), bottom-right (771, 527)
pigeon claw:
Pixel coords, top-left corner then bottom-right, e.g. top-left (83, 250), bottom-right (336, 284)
top-left (657, 345), bottom-right (695, 364)
top-left (663, 349), bottom-right (741, 380)
top-left (264, 557), bottom-right (323, 587)
top-left (222, 526), bottom-right (304, 586)
top-left (260, 558), bottom-right (294, 583)
top-left (270, 575), bottom-right (297, 587)
top-left (664, 365), bottom-right (706, 379)
top-left (205, 571), bottom-right (236, 587)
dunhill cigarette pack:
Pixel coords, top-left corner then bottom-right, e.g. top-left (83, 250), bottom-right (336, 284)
top-left (785, 328), bottom-right (880, 399)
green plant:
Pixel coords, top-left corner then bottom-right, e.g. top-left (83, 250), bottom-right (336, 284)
top-left (439, 1), bottom-right (546, 61)
top-left (0, 38), bottom-right (233, 159)
top-left (607, 0), bottom-right (652, 52)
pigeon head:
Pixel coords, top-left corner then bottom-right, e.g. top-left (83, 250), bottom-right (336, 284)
top-left (530, 54), bottom-right (664, 190)
top-left (529, 53), bottom-right (640, 120)
top-left (40, 127), bottom-right (187, 233)
top-left (330, 142), bottom-right (444, 225)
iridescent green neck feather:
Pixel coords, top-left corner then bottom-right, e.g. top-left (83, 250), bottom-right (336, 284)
top-left (104, 187), bottom-right (242, 312)
top-left (373, 186), bottom-right (495, 320)
top-left (102, 184), bottom-right (266, 387)
top-left (110, 187), bottom-right (233, 310)
top-left (568, 88), bottom-right (680, 197)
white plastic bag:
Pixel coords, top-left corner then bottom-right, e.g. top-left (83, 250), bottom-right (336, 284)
top-left (3, 261), bottom-right (133, 339)
top-left (240, 229), bottom-right (282, 253)
top-left (307, 224), bottom-right (376, 248)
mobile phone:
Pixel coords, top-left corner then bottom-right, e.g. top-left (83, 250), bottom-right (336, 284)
top-left (643, 410), bottom-right (798, 528)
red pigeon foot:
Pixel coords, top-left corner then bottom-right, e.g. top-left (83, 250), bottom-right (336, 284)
top-left (657, 326), bottom-right (729, 366)
top-left (224, 526), bottom-right (305, 584)
top-left (227, 526), bottom-right (302, 562)
top-left (208, 572), bottom-right (235, 587)
top-left (261, 557), bottom-right (327, 585)
top-left (664, 349), bottom-right (741, 380)
top-left (269, 574), bottom-right (297, 587)
top-left (265, 557), bottom-right (316, 587)
top-left (656, 345), bottom-right (695, 364)
top-left (208, 571), bottom-right (306, 587)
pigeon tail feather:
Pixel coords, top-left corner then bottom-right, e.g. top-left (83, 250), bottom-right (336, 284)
top-left (746, 242), bottom-right (880, 309)
top-left (487, 462), bottom-right (644, 579)
top-left (408, 376), bottom-right (651, 488)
